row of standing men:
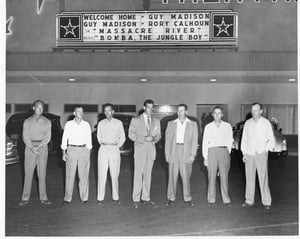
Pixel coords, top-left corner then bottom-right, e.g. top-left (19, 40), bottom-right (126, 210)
top-left (19, 99), bottom-right (275, 210)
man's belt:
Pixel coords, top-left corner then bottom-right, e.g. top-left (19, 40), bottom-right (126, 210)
top-left (101, 143), bottom-right (118, 146)
top-left (212, 146), bottom-right (227, 148)
top-left (176, 143), bottom-right (184, 145)
top-left (68, 144), bottom-right (86, 147)
top-left (31, 140), bottom-right (42, 143)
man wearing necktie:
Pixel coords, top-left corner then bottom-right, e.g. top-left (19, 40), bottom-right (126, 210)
top-left (129, 99), bottom-right (161, 208)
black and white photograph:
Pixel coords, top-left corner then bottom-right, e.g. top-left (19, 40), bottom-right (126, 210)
top-left (3, 0), bottom-right (298, 237)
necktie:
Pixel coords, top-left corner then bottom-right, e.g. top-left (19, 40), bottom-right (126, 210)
top-left (147, 116), bottom-right (151, 133)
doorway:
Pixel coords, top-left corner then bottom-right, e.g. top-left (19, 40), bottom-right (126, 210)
top-left (196, 104), bottom-right (228, 134)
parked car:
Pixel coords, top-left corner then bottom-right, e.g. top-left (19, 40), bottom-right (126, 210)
top-left (6, 112), bottom-right (63, 165)
top-left (158, 114), bottom-right (202, 152)
top-left (232, 117), bottom-right (288, 159)
top-left (5, 135), bottom-right (19, 165)
top-left (92, 113), bottom-right (135, 156)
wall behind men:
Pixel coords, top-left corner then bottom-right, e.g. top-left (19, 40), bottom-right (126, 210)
top-left (6, 0), bottom-right (297, 52)
top-left (6, 83), bottom-right (297, 128)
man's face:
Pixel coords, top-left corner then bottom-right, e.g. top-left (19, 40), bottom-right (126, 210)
top-left (104, 106), bottom-right (114, 119)
top-left (251, 104), bottom-right (262, 119)
top-left (144, 103), bottom-right (154, 115)
top-left (74, 107), bottom-right (83, 119)
top-left (177, 106), bottom-right (187, 119)
top-left (212, 108), bottom-right (223, 121)
top-left (33, 102), bottom-right (43, 116)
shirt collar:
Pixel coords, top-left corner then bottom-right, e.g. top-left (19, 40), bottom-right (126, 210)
top-left (143, 113), bottom-right (151, 119)
top-left (73, 118), bottom-right (84, 125)
top-left (174, 117), bottom-right (191, 124)
top-left (213, 120), bottom-right (223, 127)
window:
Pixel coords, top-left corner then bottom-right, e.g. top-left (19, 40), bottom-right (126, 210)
top-left (203, 0), bottom-right (220, 3)
top-left (64, 104), bottom-right (98, 113)
top-left (192, 0), bottom-right (199, 3)
top-left (6, 104), bottom-right (11, 113)
top-left (162, 0), bottom-right (168, 4)
top-left (179, 0), bottom-right (185, 4)
top-left (241, 104), bottom-right (297, 135)
top-left (197, 104), bottom-right (228, 132)
top-left (102, 104), bottom-right (136, 113)
top-left (15, 103), bottom-right (49, 112)
top-left (153, 105), bottom-right (178, 114)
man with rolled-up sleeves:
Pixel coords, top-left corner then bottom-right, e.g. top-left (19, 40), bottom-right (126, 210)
top-left (19, 100), bottom-right (52, 206)
top-left (97, 103), bottom-right (125, 205)
top-left (61, 106), bottom-right (92, 204)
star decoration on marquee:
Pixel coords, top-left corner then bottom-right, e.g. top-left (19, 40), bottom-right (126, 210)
top-left (6, 16), bottom-right (13, 35)
top-left (214, 17), bottom-right (233, 37)
top-left (60, 18), bottom-right (79, 37)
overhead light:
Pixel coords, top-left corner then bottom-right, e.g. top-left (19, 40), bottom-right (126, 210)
top-left (69, 78), bottom-right (76, 82)
top-left (140, 78), bottom-right (148, 82)
top-left (210, 79), bottom-right (217, 82)
top-left (289, 78), bottom-right (296, 82)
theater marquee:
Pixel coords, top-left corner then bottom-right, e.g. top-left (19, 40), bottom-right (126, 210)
top-left (56, 10), bottom-right (238, 48)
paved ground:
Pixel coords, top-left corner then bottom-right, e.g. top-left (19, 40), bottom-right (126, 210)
top-left (6, 150), bottom-right (298, 236)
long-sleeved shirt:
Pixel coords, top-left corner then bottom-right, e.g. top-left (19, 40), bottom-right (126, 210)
top-left (61, 119), bottom-right (92, 150)
top-left (241, 117), bottom-right (275, 156)
top-left (97, 118), bottom-right (126, 147)
top-left (23, 115), bottom-right (51, 149)
top-left (202, 121), bottom-right (233, 160)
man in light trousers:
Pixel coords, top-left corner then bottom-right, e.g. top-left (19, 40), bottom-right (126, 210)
top-left (241, 102), bottom-right (275, 210)
top-left (61, 106), bottom-right (92, 204)
top-left (202, 106), bottom-right (233, 207)
top-left (165, 104), bottom-right (198, 207)
top-left (19, 100), bottom-right (52, 206)
top-left (129, 99), bottom-right (161, 208)
top-left (97, 103), bottom-right (125, 205)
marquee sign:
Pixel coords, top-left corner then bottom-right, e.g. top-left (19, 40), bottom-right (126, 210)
top-left (56, 10), bottom-right (238, 48)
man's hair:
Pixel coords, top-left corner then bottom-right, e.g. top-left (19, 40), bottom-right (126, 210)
top-left (251, 102), bottom-right (263, 110)
top-left (213, 105), bottom-right (223, 112)
top-left (32, 99), bottom-right (45, 108)
top-left (178, 103), bottom-right (188, 111)
top-left (103, 103), bottom-right (114, 111)
top-left (73, 105), bottom-right (83, 112)
top-left (144, 99), bottom-right (154, 107)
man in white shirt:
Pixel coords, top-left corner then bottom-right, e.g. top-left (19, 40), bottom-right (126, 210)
top-left (202, 106), bottom-right (233, 207)
top-left (165, 104), bottom-right (198, 207)
top-left (97, 103), bottom-right (125, 205)
top-left (61, 106), bottom-right (92, 204)
top-left (241, 103), bottom-right (275, 210)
